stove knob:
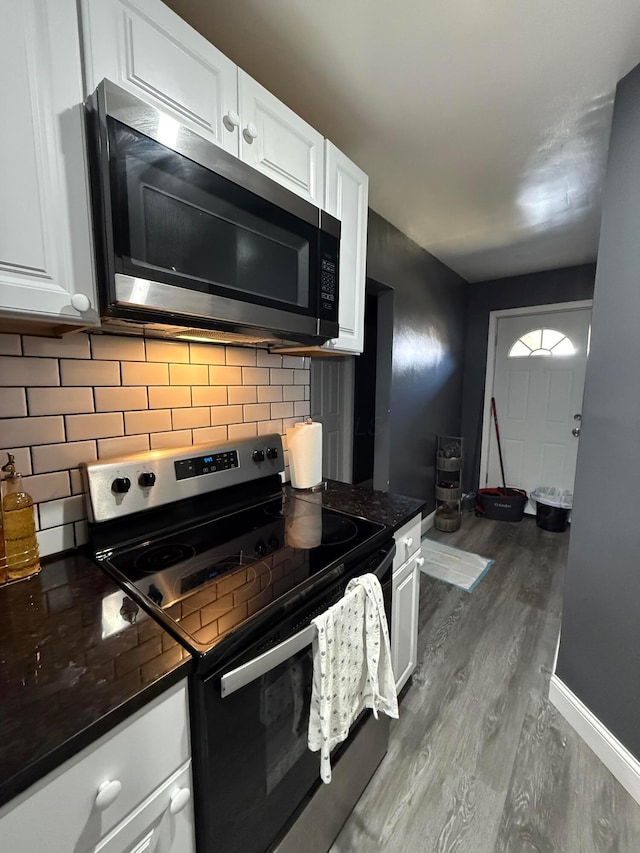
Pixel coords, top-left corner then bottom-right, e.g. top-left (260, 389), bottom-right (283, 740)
top-left (255, 541), bottom-right (267, 557)
top-left (266, 447), bottom-right (279, 460)
top-left (138, 472), bottom-right (156, 488)
top-left (252, 449), bottom-right (265, 463)
top-left (112, 477), bottom-right (131, 494)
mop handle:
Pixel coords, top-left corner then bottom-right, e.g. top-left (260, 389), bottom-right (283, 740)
top-left (491, 396), bottom-right (507, 491)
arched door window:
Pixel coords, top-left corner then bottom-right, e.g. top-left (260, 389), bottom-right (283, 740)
top-left (508, 328), bottom-right (576, 358)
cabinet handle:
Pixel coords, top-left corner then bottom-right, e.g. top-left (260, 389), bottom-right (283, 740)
top-left (243, 122), bottom-right (258, 142)
top-left (223, 109), bottom-right (240, 130)
top-left (95, 779), bottom-right (122, 811)
top-left (71, 293), bottom-right (91, 313)
top-left (169, 786), bottom-right (192, 815)
top-left (404, 537), bottom-right (413, 549)
top-left (416, 557), bottom-right (425, 568)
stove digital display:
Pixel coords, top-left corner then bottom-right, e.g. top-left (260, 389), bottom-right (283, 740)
top-left (174, 450), bottom-right (239, 480)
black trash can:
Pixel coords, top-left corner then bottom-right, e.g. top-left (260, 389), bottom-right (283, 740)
top-left (536, 502), bottom-right (570, 532)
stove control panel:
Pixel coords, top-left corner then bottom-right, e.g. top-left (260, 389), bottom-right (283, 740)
top-left (81, 434), bottom-right (284, 523)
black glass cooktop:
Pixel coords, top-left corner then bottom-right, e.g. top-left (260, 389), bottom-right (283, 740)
top-left (103, 494), bottom-right (384, 656)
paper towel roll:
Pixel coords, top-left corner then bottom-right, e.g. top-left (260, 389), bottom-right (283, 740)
top-left (286, 420), bottom-right (322, 489)
top-left (286, 494), bottom-right (323, 548)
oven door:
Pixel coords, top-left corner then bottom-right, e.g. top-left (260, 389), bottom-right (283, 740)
top-left (190, 548), bottom-right (393, 853)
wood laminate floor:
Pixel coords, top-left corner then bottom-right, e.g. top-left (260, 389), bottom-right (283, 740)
top-left (331, 515), bottom-right (640, 853)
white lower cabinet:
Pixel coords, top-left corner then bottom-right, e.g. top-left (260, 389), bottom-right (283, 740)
top-left (0, 0), bottom-right (97, 327)
top-left (392, 514), bottom-right (422, 693)
top-left (0, 680), bottom-right (194, 853)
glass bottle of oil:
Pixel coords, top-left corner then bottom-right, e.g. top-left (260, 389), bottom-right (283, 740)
top-left (2, 453), bottom-right (40, 580)
top-left (0, 485), bottom-right (6, 585)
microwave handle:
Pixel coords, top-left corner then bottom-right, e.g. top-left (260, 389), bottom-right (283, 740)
top-left (220, 623), bottom-right (316, 698)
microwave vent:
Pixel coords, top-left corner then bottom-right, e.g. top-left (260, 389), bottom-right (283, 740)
top-left (170, 328), bottom-right (274, 345)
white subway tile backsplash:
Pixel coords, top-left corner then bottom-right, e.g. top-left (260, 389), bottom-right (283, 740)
top-left (172, 407), bottom-right (210, 430)
top-left (0, 387), bottom-right (27, 418)
top-left (228, 422), bottom-right (257, 440)
top-left (169, 363), bottom-right (209, 386)
top-left (189, 343), bottom-right (225, 365)
top-left (210, 365), bottom-right (242, 385)
top-left (98, 434), bottom-right (150, 459)
top-left (74, 519), bottom-right (89, 547)
top-left (210, 405), bottom-right (243, 426)
top-left (32, 440), bottom-right (97, 474)
top-left (1, 332), bottom-right (309, 558)
top-left (39, 495), bottom-right (86, 529)
top-left (148, 386), bottom-right (191, 409)
top-left (1, 356), bottom-right (58, 387)
top-left (225, 347), bottom-right (257, 366)
top-left (22, 472), bottom-right (70, 504)
top-left (23, 334), bottom-right (91, 359)
top-left (150, 429), bottom-right (192, 449)
top-left (283, 417), bottom-right (304, 431)
top-left (121, 361), bottom-right (167, 386)
top-left (0, 334), bottom-right (21, 356)
top-left (28, 387), bottom-right (94, 416)
top-left (95, 386), bottom-right (147, 412)
top-left (125, 409), bottom-right (172, 435)
top-left (66, 412), bottom-right (124, 441)
top-left (91, 335), bottom-right (145, 361)
top-left (0, 415), bottom-right (65, 448)
top-left (192, 425), bottom-right (228, 444)
top-left (228, 386), bottom-right (257, 404)
top-left (257, 386), bottom-right (283, 403)
top-left (61, 359), bottom-right (119, 387)
top-left (146, 339), bottom-right (189, 363)
top-left (304, 386), bottom-right (310, 401)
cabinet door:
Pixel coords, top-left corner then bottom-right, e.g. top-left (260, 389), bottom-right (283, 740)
top-left (238, 70), bottom-right (324, 204)
top-left (392, 552), bottom-right (421, 693)
top-left (323, 143), bottom-right (369, 354)
top-left (80, 0), bottom-right (240, 155)
top-left (0, 0), bottom-right (97, 326)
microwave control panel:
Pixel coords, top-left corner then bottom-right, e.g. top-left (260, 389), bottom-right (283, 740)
top-left (318, 234), bottom-right (339, 322)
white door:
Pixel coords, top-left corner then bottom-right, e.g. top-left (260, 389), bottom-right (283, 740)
top-left (310, 358), bottom-right (354, 482)
top-left (322, 142), bottom-right (369, 354)
top-left (238, 70), bottom-right (324, 204)
top-left (0, 0), bottom-right (97, 326)
top-left (486, 307), bottom-right (591, 513)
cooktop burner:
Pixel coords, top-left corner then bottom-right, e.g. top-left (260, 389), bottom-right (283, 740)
top-left (135, 543), bottom-right (196, 574)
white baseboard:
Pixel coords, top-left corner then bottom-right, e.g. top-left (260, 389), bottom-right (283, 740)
top-left (549, 675), bottom-right (640, 805)
top-left (421, 510), bottom-right (435, 536)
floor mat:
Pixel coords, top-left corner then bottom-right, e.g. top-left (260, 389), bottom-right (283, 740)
top-left (419, 537), bottom-right (494, 592)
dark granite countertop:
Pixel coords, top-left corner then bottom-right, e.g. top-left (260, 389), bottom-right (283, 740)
top-left (0, 552), bottom-right (192, 810)
top-left (288, 480), bottom-right (426, 532)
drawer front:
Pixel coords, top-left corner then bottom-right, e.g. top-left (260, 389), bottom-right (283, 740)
top-left (393, 514), bottom-right (421, 571)
top-left (0, 680), bottom-right (190, 852)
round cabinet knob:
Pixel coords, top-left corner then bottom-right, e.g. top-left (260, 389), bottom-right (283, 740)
top-left (111, 477), bottom-right (131, 494)
top-left (252, 449), bottom-right (265, 463)
top-left (243, 122), bottom-right (258, 142)
top-left (266, 447), bottom-right (279, 460)
top-left (71, 293), bottom-right (91, 313)
top-left (255, 541), bottom-right (267, 557)
top-left (404, 537), bottom-right (414, 549)
top-left (138, 472), bottom-right (156, 488)
top-left (95, 779), bottom-right (122, 811)
top-left (223, 109), bottom-right (240, 130)
top-left (169, 787), bottom-right (191, 815)
top-left (416, 557), bottom-right (425, 568)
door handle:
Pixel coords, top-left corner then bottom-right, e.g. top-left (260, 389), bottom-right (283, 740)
top-left (572, 427), bottom-right (581, 437)
top-left (573, 413), bottom-right (582, 421)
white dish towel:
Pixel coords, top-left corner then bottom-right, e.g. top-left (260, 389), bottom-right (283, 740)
top-left (308, 573), bottom-right (398, 783)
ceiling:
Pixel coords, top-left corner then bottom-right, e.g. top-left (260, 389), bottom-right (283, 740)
top-left (165, 0), bottom-right (640, 282)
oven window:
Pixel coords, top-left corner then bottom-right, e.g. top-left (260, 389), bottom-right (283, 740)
top-left (108, 119), bottom-right (312, 312)
top-left (198, 647), bottom-right (318, 853)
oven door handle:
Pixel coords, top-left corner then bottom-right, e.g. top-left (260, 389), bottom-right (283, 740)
top-left (220, 623), bottom-right (316, 698)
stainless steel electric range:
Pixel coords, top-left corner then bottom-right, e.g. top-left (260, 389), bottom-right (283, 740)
top-left (82, 435), bottom-right (395, 853)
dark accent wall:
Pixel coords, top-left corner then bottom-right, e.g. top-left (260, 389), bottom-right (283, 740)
top-left (366, 210), bottom-right (467, 506)
top-left (462, 265), bottom-right (596, 489)
top-left (556, 63), bottom-right (640, 760)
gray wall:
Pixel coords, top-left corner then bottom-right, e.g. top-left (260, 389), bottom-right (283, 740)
top-left (461, 265), bottom-right (596, 489)
top-left (555, 63), bottom-right (640, 759)
top-left (366, 210), bottom-right (467, 506)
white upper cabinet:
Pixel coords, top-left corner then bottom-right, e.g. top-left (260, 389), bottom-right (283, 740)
top-left (238, 71), bottom-right (324, 205)
top-left (0, 0), bottom-right (98, 327)
top-left (322, 142), bottom-right (369, 353)
top-left (80, 0), bottom-right (239, 155)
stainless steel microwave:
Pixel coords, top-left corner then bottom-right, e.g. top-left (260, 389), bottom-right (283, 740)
top-left (86, 80), bottom-right (340, 347)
